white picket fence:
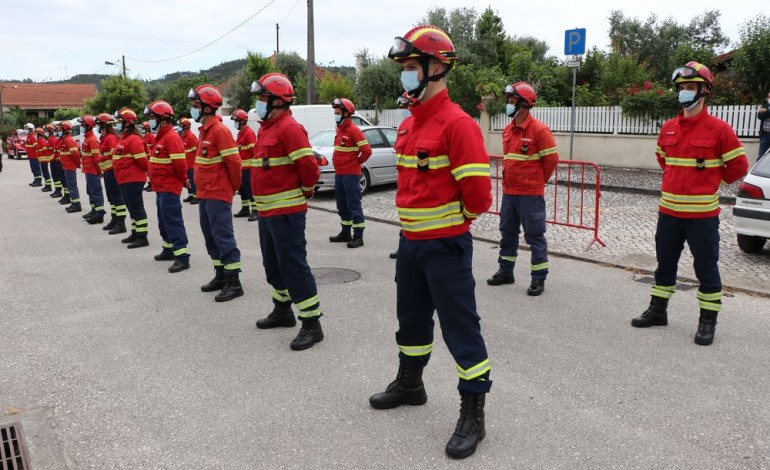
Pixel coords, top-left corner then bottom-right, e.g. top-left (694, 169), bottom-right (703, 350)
top-left (359, 105), bottom-right (761, 138)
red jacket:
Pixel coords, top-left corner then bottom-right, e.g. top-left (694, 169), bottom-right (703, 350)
top-left (143, 132), bottom-right (156, 149)
top-left (251, 110), bottom-right (319, 217)
top-left (149, 125), bottom-right (187, 195)
top-left (656, 106), bottom-right (748, 218)
top-left (502, 114), bottom-right (559, 196)
top-left (394, 89), bottom-right (492, 240)
top-left (25, 134), bottom-right (39, 159)
top-left (332, 119), bottom-right (372, 176)
top-left (59, 134), bottom-right (81, 171)
top-left (194, 116), bottom-right (241, 203)
top-left (113, 132), bottom-right (149, 184)
top-left (237, 126), bottom-right (257, 169)
top-left (182, 129), bottom-right (199, 169)
top-left (97, 132), bottom-right (118, 173)
top-left (37, 136), bottom-right (52, 163)
top-left (48, 136), bottom-right (60, 161)
top-left (81, 130), bottom-right (102, 176)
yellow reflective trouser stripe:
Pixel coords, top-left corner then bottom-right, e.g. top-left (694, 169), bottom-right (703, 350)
top-left (651, 284), bottom-right (676, 299)
top-left (500, 255), bottom-right (517, 263)
top-left (220, 147), bottom-right (239, 157)
top-left (334, 146), bottom-right (359, 152)
top-left (722, 147), bottom-right (745, 162)
top-left (399, 344), bottom-right (433, 357)
top-left (272, 289), bottom-right (291, 303)
top-left (699, 300), bottom-right (722, 312)
top-left (296, 295), bottom-right (320, 318)
top-left (135, 219), bottom-right (149, 233)
top-left (664, 157), bottom-right (723, 168)
top-left (149, 157), bottom-right (171, 164)
top-left (115, 205), bottom-right (128, 216)
top-left (94, 205), bottom-right (104, 211)
top-left (397, 154), bottom-right (450, 170)
top-left (456, 359), bottom-right (490, 381)
top-left (531, 262), bottom-right (549, 271)
top-left (163, 242), bottom-right (173, 249)
top-left (296, 295), bottom-right (319, 311)
top-left (212, 259), bottom-right (223, 267)
top-left (398, 201), bottom-right (461, 220)
top-left (452, 163), bottom-right (490, 180)
top-left (341, 220), bottom-right (353, 226)
top-left (254, 157), bottom-right (292, 167)
top-left (697, 291), bottom-right (722, 302)
top-left (173, 248), bottom-right (188, 256)
top-left (196, 156), bottom-right (224, 164)
top-left (401, 214), bottom-right (466, 233)
top-left (224, 262), bottom-right (241, 271)
top-left (352, 222), bottom-right (365, 229)
top-left (288, 147), bottom-right (314, 162)
top-left (504, 153), bottom-right (541, 161)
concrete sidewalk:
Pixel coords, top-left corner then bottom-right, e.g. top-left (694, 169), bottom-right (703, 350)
top-left (1, 159), bottom-right (769, 469)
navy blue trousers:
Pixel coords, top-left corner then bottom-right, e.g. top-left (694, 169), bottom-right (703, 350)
top-left (40, 161), bottom-right (51, 186)
top-left (120, 182), bottom-right (148, 237)
top-left (28, 158), bottom-right (41, 179)
top-left (186, 168), bottom-right (197, 196)
top-left (395, 232), bottom-right (491, 394)
top-left (238, 168), bottom-right (253, 209)
top-left (50, 161), bottom-right (66, 190)
top-left (759, 133), bottom-right (770, 161)
top-left (334, 174), bottom-right (365, 237)
top-left (258, 212), bottom-right (321, 320)
top-left (199, 199), bottom-right (240, 273)
top-left (64, 170), bottom-right (80, 205)
top-left (498, 194), bottom-right (549, 280)
top-left (103, 171), bottom-right (126, 216)
top-left (156, 192), bottom-right (189, 261)
top-left (654, 213), bottom-right (721, 294)
top-left (84, 174), bottom-right (105, 213)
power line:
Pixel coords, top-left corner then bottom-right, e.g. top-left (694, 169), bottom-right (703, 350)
top-left (278, 0), bottom-right (301, 24)
top-left (126, 0), bottom-right (278, 64)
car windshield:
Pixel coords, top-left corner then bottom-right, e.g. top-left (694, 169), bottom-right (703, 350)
top-left (310, 130), bottom-right (336, 147)
top-left (752, 152), bottom-right (770, 178)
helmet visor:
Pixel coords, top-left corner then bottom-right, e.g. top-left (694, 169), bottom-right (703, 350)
top-left (187, 88), bottom-right (199, 101)
top-left (388, 37), bottom-right (419, 60)
top-left (250, 80), bottom-right (266, 95)
top-left (504, 84), bottom-right (516, 96)
top-left (143, 107), bottom-right (151, 116)
top-left (331, 98), bottom-right (343, 108)
top-left (671, 66), bottom-right (702, 83)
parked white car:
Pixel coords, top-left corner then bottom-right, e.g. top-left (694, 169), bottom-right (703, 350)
top-left (733, 150), bottom-right (770, 253)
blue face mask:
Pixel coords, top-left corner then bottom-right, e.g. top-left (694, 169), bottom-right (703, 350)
top-left (506, 103), bottom-right (519, 118)
top-left (115, 122), bottom-right (123, 132)
top-left (401, 71), bottom-right (420, 94)
top-left (56, 131), bottom-right (63, 137)
top-left (190, 107), bottom-right (201, 122)
top-left (401, 109), bottom-right (411, 119)
top-left (44, 131), bottom-right (50, 138)
top-left (334, 114), bottom-right (343, 124)
top-left (678, 90), bottom-right (699, 110)
top-left (255, 100), bottom-right (269, 120)
top-left (79, 126), bottom-right (86, 135)
top-left (149, 119), bottom-right (158, 130)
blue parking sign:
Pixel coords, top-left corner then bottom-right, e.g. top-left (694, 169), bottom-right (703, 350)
top-left (564, 29), bottom-right (586, 55)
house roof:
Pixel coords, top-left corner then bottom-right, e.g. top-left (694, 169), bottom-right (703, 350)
top-left (0, 83), bottom-right (98, 110)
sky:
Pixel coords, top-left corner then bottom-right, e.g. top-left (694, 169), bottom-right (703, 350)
top-left (0, 0), bottom-right (762, 83)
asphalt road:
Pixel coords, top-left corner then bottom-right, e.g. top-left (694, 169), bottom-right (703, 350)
top-left (1, 159), bottom-right (769, 469)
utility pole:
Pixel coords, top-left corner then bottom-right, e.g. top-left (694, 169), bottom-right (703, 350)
top-left (276, 23), bottom-right (280, 55)
top-left (121, 55), bottom-right (126, 80)
top-left (306, 0), bottom-right (316, 104)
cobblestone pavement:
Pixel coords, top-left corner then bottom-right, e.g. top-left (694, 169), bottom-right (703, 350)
top-left (310, 166), bottom-right (770, 296)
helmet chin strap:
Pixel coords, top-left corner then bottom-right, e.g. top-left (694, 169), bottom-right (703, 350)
top-left (680, 83), bottom-right (706, 110)
top-left (406, 58), bottom-right (449, 99)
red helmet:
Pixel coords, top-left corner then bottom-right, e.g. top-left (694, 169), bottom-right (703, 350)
top-left (141, 121), bottom-right (152, 130)
top-left (250, 73), bottom-right (295, 102)
top-left (96, 113), bottom-right (115, 125)
top-left (178, 117), bottom-right (193, 128)
top-left (187, 84), bottom-right (223, 108)
top-left (35, 127), bottom-right (44, 134)
top-left (144, 100), bottom-right (175, 119)
top-left (231, 109), bottom-right (249, 122)
top-left (78, 115), bottom-right (96, 128)
top-left (332, 97), bottom-right (355, 114)
top-left (505, 82), bottom-right (537, 108)
top-left (60, 121), bottom-right (73, 132)
top-left (45, 124), bottom-right (54, 132)
top-left (672, 61), bottom-right (713, 90)
top-left (115, 107), bottom-right (138, 125)
top-left (388, 25), bottom-right (458, 66)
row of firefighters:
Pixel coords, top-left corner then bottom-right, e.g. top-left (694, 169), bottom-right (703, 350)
top-left (17, 23), bottom-right (750, 461)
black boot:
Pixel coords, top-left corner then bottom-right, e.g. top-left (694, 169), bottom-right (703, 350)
top-left (121, 231), bottom-right (139, 244)
top-left (215, 272), bottom-right (244, 302)
top-left (154, 250), bottom-right (175, 261)
top-left (389, 251), bottom-right (398, 259)
top-left (183, 195), bottom-right (193, 203)
top-left (168, 258), bottom-right (190, 273)
top-left (233, 206), bottom-right (250, 218)
top-left (487, 270), bottom-right (514, 286)
top-left (50, 189), bottom-right (62, 198)
top-left (290, 318), bottom-right (324, 350)
top-left (248, 212), bottom-right (259, 222)
top-left (694, 309), bottom-right (718, 346)
top-left (527, 279), bottom-right (545, 296)
top-left (41, 185), bottom-right (52, 192)
top-left (189, 196), bottom-right (199, 205)
top-left (86, 212), bottom-right (104, 224)
top-left (347, 237), bottom-right (364, 248)
top-left (82, 209), bottom-right (96, 219)
top-left (329, 226), bottom-right (352, 243)
top-left (631, 296), bottom-right (669, 327)
top-left (369, 364), bottom-right (428, 409)
top-left (200, 266), bottom-right (226, 292)
top-left (103, 216), bottom-right (117, 231)
top-left (65, 204), bottom-right (82, 213)
top-left (30, 179), bottom-right (43, 187)
top-left (108, 217), bottom-right (127, 235)
top-left (445, 392), bottom-right (486, 459)
top-left (58, 194), bottom-right (71, 205)
top-left (127, 236), bottom-right (149, 249)
top-left (256, 302), bottom-right (297, 329)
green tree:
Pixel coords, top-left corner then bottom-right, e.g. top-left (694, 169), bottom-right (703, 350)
top-left (157, 75), bottom-right (209, 119)
top-left (274, 52), bottom-right (306, 85)
top-left (355, 57), bottom-right (403, 109)
top-left (53, 108), bottom-right (83, 120)
top-left (84, 76), bottom-right (147, 116)
top-left (223, 52), bottom-right (277, 112)
top-left (734, 14), bottom-right (770, 101)
top-left (246, 51), bottom-right (276, 80)
top-left (317, 74), bottom-right (356, 103)
top-left (468, 7), bottom-right (507, 70)
top-left (293, 72), bottom-right (308, 105)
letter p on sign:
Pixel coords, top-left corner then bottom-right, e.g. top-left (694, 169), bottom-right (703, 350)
top-left (564, 29), bottom-right (586, 55)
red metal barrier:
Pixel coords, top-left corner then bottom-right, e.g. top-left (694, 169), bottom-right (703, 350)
top-left (488, 156), bottom-right (606, 250)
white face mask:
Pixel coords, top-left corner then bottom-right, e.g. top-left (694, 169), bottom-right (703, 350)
top-left (255, 100), bottom-right (269, 120)
top-left (149, 119), bottom-right (158, 130)
top-left (115, 122), bottom-right (123, 132)
top-left (678, 90), bottom-right (699, 110)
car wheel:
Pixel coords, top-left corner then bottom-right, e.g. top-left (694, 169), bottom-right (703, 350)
top-left (359, 169), bottom-right (371, 195)
top-left (737, 234), bottom-right (767, 254)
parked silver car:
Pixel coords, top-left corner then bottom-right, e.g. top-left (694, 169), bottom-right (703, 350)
top-left (310, 125), bottom-right (399, 194)
top-left (733, 149), bottom-right (770, 253)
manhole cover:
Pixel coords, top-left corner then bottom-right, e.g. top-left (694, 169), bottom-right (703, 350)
top-left (312, 267), bottom-right (360, 285)
top-left (1, 423), bottom-right (30, 470)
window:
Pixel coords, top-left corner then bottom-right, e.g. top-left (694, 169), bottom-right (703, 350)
top-left (310, 130), bottom-right (336, 147)
top-left (381, 128), bottom-right (398, 147)
top-left (363, 129), bottom-right (386, 148)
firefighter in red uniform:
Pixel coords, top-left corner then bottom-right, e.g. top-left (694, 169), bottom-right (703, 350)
top-left (487, 82), bottom-right (558, 296)
top-left (231, 109), bottom-right (257, 221)
top-left (249, 73), bottom-right (324, 351)
top-left (328, 97), bottom-right (372, 248)
top-left (78, 115), bottom-right (107, 224)
top-left (369, 25), bottom-right (492, 459)
top-left (48, 123), bottom-right (67, 202)
top-left (141, 121), bottom-right (155, 192)
top-left (24, 123), bottom-right (43, 186)
top-left (94, 113), bottom-right (128, 234)
top-left (188, 84), bottom-right (244, 302)
top-left (144, 100), bottom-right (191, 273)
top-left (113, 108), bottom-right (151, 248)
top-left (59, 121), bottom-right (82, 213)
top-left (36, 127), bottom-right (53, 192)
top-left (631, 61), bottom-right (748, 346)
top-left (179, 118), bottom-right (199, 205)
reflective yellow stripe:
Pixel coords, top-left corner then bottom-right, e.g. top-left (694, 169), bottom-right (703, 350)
top-left (149, 157), bottom-right (172, 164)
top-left (530, 262), bottom-right (549, 271)
top-left (288, 147), bottom-right (313, 162)
top-left (722, 147), bottom-right (745, 162)
top-left (664, 157), bottom-right (723, 168)
top-left (652, 284), bottom-right (675, 299)
top-left (659, 199), bottom-right (719, 213)
top-left (220, 147), bottom-right (239, 157)
top-left (397, 154), bottom-right (450, 170)
top-left (699, 300), bottom-right (722, 312)
top-left (504, 153), bottom-right (541, 161)
top-left (254, 188), bottom-right (303, 203)
top-left (196, 156), bottom-right (224, 164)
top-left (173, 247), bottom-right (188, 256)
top-left (98, 160), bottom-right (114, 170)
top-left (224, 262), bottom-right (241, 271)
top-left (334, 146), bottom-right (358, 152)
top-left (272, 289), bottom-right (291, 302)
top-left (500, 255), bottom-right (517, 263)
top-left (170, 153), bottom-right (185, 160)
top-left (456, 359), bottom-right (490, 381)
top-left (239, 143), bottom-right (255, 150)
top-left (451, 163), bottom-right (490, 180)
top-left (462, 207), bottom-right (478, 219)
top-left (255, 197), bottom-right (307, 212)
top-left (356, 139), bottom-right (368, 147)
top-left (254, 156), bottom-right (292, 167)
top-left (296, 295), bottom-right (319, 311)
top-left (661, 192), bottom-right (718, 203)
top-left (398, 344), bottom-right (433, 357)
top-left (400, 214), bottom-right (466, 233)
top-left (398, 201), bottom-right (461, 220)
top-left (696, 291), bottom-right (722, 302)
top-left (539, 146), bottom-right (558, 156)
top-left (212, 259), bottom-right (223, 267)
top-left (132, 152), bottom-right (147, 159)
